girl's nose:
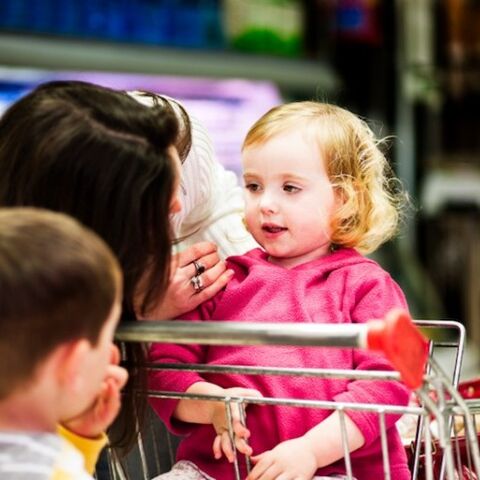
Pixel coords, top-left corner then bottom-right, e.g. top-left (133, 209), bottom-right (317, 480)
top-left (259, 193), bottom-right (277, 214)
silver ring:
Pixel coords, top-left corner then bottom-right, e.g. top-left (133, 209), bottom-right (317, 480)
top-left (190, 274), bottom-right (204, 293)
top-left (193, 260), bottom-right (206, 276)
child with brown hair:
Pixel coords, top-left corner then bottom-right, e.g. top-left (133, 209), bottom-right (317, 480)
top-left (0, 207), bottom-right (128, 479)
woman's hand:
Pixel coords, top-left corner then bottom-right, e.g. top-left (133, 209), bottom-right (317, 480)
top-left (62, 345), bottom-right (128, 439)
top-left (142, 241), bottom-right (234, 320)
top-left (247, 437), bottom-right (318, 480)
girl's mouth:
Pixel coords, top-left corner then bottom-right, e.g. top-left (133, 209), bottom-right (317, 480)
top-left (262, 224), bottom-right (287, 234)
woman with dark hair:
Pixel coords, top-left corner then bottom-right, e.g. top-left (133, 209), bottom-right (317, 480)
top-left (0, 80), bottom-right (180, 320)
top-left (0, 80), bottom-right (256, 453)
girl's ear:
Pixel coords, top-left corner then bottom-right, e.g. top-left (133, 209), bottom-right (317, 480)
top-left (55, 339), bottom-right (91, 394)
top-left (333, 183), bottom-right (347, 208)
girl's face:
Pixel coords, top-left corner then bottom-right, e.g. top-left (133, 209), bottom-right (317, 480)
top-left (242, 130), bottom-right (337, 269)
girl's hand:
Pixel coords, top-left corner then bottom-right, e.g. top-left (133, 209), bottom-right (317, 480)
top-left (62, 345), bottom-right (128, 439)
top-left (210, 387), bottom-right (262, 463)
top-left (142, 242), bottom-right (234, 320)
top-left (247, 437), bottom-right (318, 480)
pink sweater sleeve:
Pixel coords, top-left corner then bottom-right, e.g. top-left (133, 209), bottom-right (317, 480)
top-left (333, 272), bottom-right (411, 447)
top-left (148, 298), bottom-right (217, 435)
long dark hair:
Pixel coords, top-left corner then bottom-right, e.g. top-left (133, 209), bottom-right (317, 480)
top-left (0, 80), bottom-right (180, 451)
top-left (132, 90), bottom-right (192, 165)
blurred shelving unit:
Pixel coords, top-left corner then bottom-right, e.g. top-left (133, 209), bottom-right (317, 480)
top-left (396, 0), bottom-right (480, 351)
top-left (0, 33), bottom-right (339, 97)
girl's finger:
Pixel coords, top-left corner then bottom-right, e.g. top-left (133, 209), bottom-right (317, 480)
top-left (247, 456), bottom-right (273, 480)
top-left (220, 432), bottom-right (234, 463)
top-left (256, 461), bottom-right (280, 480)
top-left (212, 435), bottom-right (222, 460)
top-left (230, 388), bottom-right (263, 399)
top-left (250, 453), bottom-right (265, 463)
top-left (234, 436), bottom-right (252, 456)
top-left (232, 419), bottom-right (250, 440)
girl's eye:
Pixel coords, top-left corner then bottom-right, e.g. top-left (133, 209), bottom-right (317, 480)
top-left (245, 183), bottom-right (261, 192)
top-left (283, 184), bottom-right (300, 193)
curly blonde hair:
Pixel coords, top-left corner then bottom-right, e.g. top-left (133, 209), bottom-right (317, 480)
top-left (242, 101), bottom-right (407, 254)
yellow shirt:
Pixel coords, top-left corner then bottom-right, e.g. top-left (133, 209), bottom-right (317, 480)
top-left (55, 425), bottom-right (108, 478)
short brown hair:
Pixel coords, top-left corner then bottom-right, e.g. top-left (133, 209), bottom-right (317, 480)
top-left (0, 207), bottom-right (122, 399)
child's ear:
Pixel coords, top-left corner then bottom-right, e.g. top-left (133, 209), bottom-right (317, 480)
top-left (333, 184), bottom-right (346, 207)
top-left (55, 339), bottom-right (91, 393)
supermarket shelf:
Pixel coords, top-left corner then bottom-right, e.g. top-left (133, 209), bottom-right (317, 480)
top-left (0, 33), bottom-right (339, 94)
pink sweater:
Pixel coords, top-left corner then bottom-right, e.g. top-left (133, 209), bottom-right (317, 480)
top-left (149, 248), bottom-right (411, 480)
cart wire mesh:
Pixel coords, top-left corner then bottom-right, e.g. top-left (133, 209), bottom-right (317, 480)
top-left (103, 312), bottom-right (480, 480)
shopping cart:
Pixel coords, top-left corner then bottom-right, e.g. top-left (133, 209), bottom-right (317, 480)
top-left (105, 310), bottom-right (480, 480)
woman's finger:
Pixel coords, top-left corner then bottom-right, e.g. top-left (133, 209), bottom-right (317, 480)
top-left (182, 251), bottom-right (223, 280)
top-left (176, 242), bottom-right (218, 268)
top-left (190, 259), bottom-right (227, 291)
top-left (192, 269), bottom-right (235, 303)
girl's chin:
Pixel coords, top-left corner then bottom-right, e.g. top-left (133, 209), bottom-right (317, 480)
top-left (265, 251), bottom-right (291, 263)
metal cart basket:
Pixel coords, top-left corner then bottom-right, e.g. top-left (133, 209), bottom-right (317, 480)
top-left (105, 310), bottom-right (480, 480)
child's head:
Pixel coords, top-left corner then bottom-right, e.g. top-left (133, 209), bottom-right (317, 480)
top-left (0, 207), bottom-right (122, 421)
top-left (242, 101), bottom-right (405, 265)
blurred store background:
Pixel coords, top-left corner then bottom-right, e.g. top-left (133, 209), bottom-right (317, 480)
top-left (0, 0), bottom-right (479, 375)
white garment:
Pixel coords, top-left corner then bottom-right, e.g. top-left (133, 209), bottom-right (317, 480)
top-left (0, 431), bottom-right (92, 480)
top-left (129, 91), bottom-right (258, 260)
top-left (153, 460), bottom-right (355, 480)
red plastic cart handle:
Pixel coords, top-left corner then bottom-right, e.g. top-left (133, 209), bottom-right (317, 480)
top-left (366, 309), bottom-right (429, 389)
